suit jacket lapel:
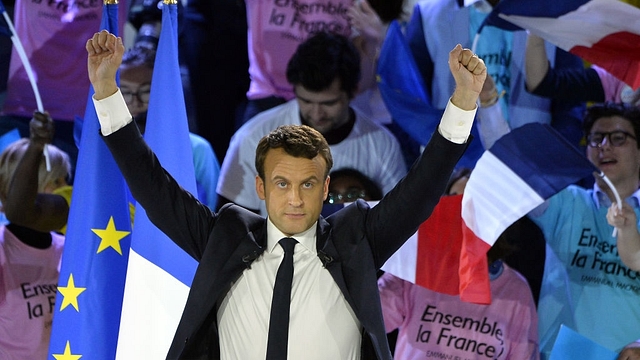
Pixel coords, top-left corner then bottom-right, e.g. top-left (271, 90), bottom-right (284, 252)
top-left (315, 218), bottom-right (358, 312)
top-left (185, 223), bottom-right (267, 337)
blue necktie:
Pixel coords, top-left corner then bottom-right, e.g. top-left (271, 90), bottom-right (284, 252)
top-left (266, 237), bottom-right (297, 360)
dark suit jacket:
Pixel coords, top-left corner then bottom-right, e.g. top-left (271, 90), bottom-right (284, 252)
top-left (104, 121), bottom-right (469, 360)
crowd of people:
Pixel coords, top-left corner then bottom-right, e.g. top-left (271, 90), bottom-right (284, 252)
top-left (0, 0), bottom-right (640, 359)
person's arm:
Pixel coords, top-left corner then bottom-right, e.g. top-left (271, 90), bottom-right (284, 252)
top-left (525, 33), bottom-right (604, 102)
top-left (524, 33), bottom-right (549, 92)
top-left (347, 0), bottom-right (386, 94)
top-left (4, 112), bottom-right (69, 232)
top-left (366, 44), bottom-right (484, 264)
top-left (87, 30), bottom-right (216, 259)
top-left (607, 202), bottom-right (640, 271)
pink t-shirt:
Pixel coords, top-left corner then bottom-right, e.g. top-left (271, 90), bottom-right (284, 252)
top-left (0, 226), bottom-right (64, 360)
top-left (246, 0), bottom-right (354, 100)
top-left (2, 0), bottom-right (127, 121)
top-left (379, 264), bottom-right (540, 360)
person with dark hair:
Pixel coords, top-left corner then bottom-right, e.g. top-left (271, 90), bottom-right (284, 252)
top-left (0, 112), bottom-right (71, 359)
top-left (605, 104), bottom-right (640, 273)
top-left (86, 28), bottom-right (485, 360)
top-left (326, 168), bottom-right (383, 205)
top-left (521, 102), bottom-right (640, 358)
top-left (217, 31), bottom-right (406, 215)
top-left (240, 0), bottom-right (389, 124)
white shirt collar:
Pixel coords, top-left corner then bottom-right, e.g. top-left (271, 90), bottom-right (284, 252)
top-left (266, 217), bottom-right (318, 254)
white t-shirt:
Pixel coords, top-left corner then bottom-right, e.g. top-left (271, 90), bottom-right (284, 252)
top-left (217, 99), bottom-right (407, 214)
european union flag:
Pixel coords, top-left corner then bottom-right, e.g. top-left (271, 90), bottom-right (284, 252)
top-left (48, 3), bottom-right (132, 360)
top-left (115, 2), bottom-right (198, 358)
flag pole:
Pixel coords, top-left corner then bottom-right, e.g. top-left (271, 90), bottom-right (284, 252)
top-left (0, 0), bottom-right (50, 170)
top-left (597, 171), bottom-right (623, 236)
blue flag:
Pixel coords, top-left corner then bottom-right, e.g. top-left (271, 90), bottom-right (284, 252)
top-left (48, 4), bottom-right (132, 360)
top-left (377, 20), bottom-right (484, 169)
top-left (115, 2), bottom-right (198, 358)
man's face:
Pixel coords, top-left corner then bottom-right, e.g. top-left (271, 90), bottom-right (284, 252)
top-left (256, 148), bottom-right (329, 236)
top-left (587, 115), bottom-right (640, 185)
top-left (294, 79), bottom-right (351, 135)
top-left (119, 64), bottom-right (153, 119)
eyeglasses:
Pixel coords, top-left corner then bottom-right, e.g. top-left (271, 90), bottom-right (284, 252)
top-left (121, 83), bottom-right (151, 105)
top-left (587, 131), bottom-right (637, 148)
top-left (326, 188), bottom-right (367, 204)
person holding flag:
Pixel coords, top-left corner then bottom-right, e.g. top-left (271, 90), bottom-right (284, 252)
top-left (86, 27), bottom-right (486, 360)
top-left (0, 113), bottom-right (71, 359)
top-left (521, 102), bottom-right (640, 358)
top-left (525, 33), bottom-right (640, 108)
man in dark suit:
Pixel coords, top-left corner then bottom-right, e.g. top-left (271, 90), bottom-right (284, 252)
top-left (86, 30), bottom-right (486, 360)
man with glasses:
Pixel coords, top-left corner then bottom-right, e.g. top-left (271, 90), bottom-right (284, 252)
top-left (528, 102), bottom-right (640, 359)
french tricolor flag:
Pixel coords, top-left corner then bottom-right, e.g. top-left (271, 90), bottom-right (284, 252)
top-left (383, 123), bottom-right (597, 304)
top-left (481, 0), bottom-right (640, 89)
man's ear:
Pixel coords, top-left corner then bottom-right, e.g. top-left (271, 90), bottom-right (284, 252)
top-left (256, 175), bottom-right (266, 200)
top-left (323, 176), bottom-right (330, 201)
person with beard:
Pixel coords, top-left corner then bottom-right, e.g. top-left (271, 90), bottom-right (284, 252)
top-left (216, 31), bottom-right (406, 215)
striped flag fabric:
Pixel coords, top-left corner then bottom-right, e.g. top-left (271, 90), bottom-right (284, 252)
top-left (48, 3), bottom-right (133, 359)
top-left (115, 2), bottom-right (198, 359)
top-left (460, 123), bottom-right (597, 303)
top-left (481, 0), bottom-right (640, 89)
top-left (381, 195), bottom-right (466, 298)
top-left (382, 123), bottom-right (596, 304)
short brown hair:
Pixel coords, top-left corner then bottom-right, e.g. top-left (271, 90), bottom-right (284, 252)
top-left (255, 125), bottom-right (333, 180)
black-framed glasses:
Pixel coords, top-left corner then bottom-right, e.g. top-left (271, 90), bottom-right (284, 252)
top-left (587, 131), bottom-right (637, 148)
top-left (121, 83), bottom-right (151, 104)
top-left (326, 188), bottom-right (367, 204)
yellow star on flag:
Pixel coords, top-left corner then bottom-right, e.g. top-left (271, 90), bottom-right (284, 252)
top-left (52, 340), bottom-right (82, 360)
top-left (58, 274), bottom-right (86, 312)
top-left (92, 216), bottom-right (130, 255)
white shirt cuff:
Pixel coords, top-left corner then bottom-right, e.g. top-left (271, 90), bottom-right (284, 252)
top-left (92, 89), bottom-right (133, 136)
top-left (438, 99), bottom-right (477, 144)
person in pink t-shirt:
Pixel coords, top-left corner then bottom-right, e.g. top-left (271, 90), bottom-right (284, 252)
top-left (0, 113), bottom-right (70, 360)
top-left (0, 0), bottom-right (126, 177)
top-left (379, 231), bottom-right (539, 359)
top-left (241, 0), bottom-right (404, 124)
